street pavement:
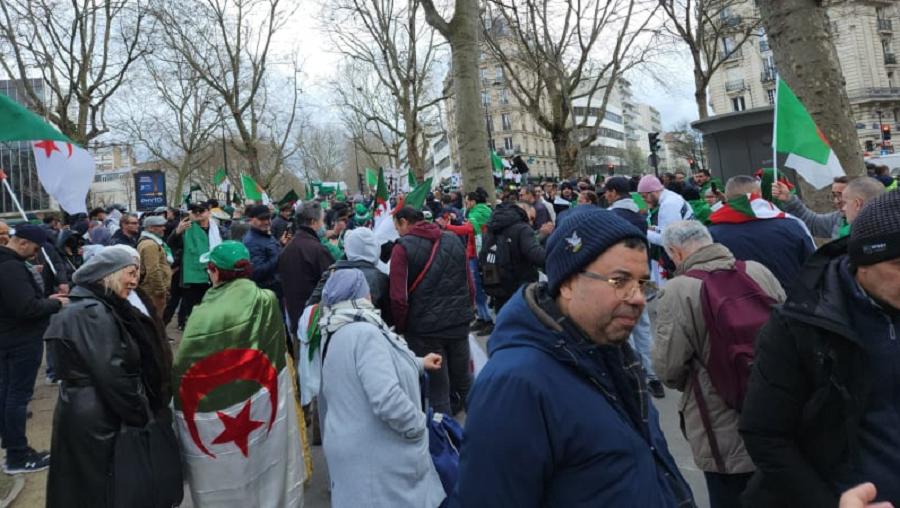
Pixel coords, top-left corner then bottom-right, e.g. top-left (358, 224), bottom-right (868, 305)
top-left (295, 334), bottom-right (711, 508)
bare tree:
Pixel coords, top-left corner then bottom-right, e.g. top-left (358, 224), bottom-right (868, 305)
top-left (153, 0), bottom-right (300, 182)
top-left (333, 62), bottom-right (405, 171)
top-left (115, 54), bottom-right (224, 206)
top-left (326, 0), bottom-right (444, 180)
top-left (756, 0), bottom-right (864, 180)
top-left (665, 120), bottom-right (705, 170)
top-left (483, 0), bottom-right (658, 178)
top-left (298, 124), bottom-right (349, 183)
top-left (658, 0), bottom-right (761, 120)
top-left (0, 0), bottom-right (149, 144)
top-left (420, 0), bottom-right (494, 195)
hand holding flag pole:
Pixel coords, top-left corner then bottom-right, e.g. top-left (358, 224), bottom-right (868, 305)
top-left (0, 168), bottom-right (57, 276)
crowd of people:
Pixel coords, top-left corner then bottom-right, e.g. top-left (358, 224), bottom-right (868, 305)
top-left (0, 161), bottom-right (897, 508)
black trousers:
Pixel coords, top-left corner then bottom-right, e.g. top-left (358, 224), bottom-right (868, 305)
top-left (163, 273), bottom-right (182, 325)
top-left (178, 284), bottom-right (210, 328)
top-left (406, 335), bottom-right (471, 415)
top-left (704, 471), bottom-right (752, 508)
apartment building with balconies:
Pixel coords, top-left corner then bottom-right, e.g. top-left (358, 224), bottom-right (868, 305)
top-left (708, 0), bottom-right (900, 155)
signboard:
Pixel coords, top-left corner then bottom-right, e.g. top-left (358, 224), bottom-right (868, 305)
top-left (134, 171), bottom-right (167, 211)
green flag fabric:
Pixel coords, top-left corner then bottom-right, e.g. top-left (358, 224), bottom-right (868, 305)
top-left (491, 151), bottom-right (504, 171)
top-left (774, 78), bottom-right (844, 189)
top-left (0, 93), bottom-right (71, 143)
top-left (375, 168), bottom-right (389, 207)
top-left (365, 168), bottom-right (378, 189)
top-left (278, 189), bottom-right (299, 206)
top-left (630, 192), bottom-right (648, 212)
top-left (232, 192), bottom-right (243, 205)
top-left (241, 174), bottom-right (263, 201)
top-left (335, 186), bottom-right (346, 202)
top-left (405, 177), bottom-right (433, 210)
top-left (214, 168), bottom-right (227, 186)
top-left (407, 170), bottom-right (417, 189)
top-left (190, 183), bottom-right (202, 192)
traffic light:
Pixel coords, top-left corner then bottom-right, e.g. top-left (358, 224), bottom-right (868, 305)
top-left (883, 124), bottom-right (892, 141)
top-left (648, 132), bottom-right (661, 154)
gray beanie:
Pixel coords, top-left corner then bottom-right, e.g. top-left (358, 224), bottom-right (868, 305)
top-left (849, 190), bottom-right (900, 267)
top-left (73, 247), bottom-right (140, 285)
top-left (143, 215), bottom-right (166, 227)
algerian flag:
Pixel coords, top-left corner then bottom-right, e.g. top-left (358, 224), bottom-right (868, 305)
top-left (0, 92), bottom-right (95, 214)
top-left (629, 192), bottom-right (648, 212)
top-left (372, 167), bottom-right (398, 244)
top-left (214, 168), bottom-right (230, 192)
top-left (774, 78), bottom-right (845, 189)
top-left (365, 168), bottom-right (378, 189)
top-left (304, 182), bottom-right (315, 200)
top-left (709, 194), bottom-right (785, 224)
top-left (405, 177), bottom-right (433, 211)
top-left (491, 151), bottom-right (504, 172)
top-left (407, 169), bottom-right (417, 191)
top-left (241, 173), bottom-right (269, 204)
top-left (277, 189), bottom-right (299, 206)
top-left (174, 278), bottom-right (308, 507)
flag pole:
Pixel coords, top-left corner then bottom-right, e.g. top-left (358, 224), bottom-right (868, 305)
top-left (772, 77), bottom-right (780, 183)
top-left (0, 169), bottom-right (58, 277)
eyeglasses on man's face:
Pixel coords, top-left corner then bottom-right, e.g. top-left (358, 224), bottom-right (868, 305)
top-left (579, 271), bottom-right (658, 301)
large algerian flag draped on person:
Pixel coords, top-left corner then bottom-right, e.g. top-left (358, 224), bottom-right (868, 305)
top-left (774, 78), bottom-right (845, 189)
top-left (0, 93), bottom-right (95, 214)
top-left (173, 278), bottom-right (309, 507)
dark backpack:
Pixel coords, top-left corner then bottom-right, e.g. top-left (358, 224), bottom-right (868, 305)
top-left (684, 260), bottom-right (776, 411)
top-left (478, 230), bottom-right (517, 300)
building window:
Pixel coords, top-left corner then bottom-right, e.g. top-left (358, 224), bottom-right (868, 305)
top-left (722, 37), bottom-right (737, 55)
top-left (501, 113), bottom-right (512, 131)
top-left (731, 96), bottom-right (746, 112)
top-left (500, 88), bottom-right (510, 105)
top-left (495, 65), bottom-right (504, 83)
top-left (767, 89), bottom-right (776, 105)
top-left (503, 137), bottom-right (514, 151)
top-left (481, 91), bottom-right (491, 107)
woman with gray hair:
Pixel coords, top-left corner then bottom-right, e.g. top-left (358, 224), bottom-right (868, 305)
top-left (318, 269), bottom-right (445, 508)
top-left (44, 247), bottom-right (181, 508)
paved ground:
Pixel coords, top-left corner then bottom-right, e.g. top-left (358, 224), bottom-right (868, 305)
top-left (10, 330), bottom-right (709, 508)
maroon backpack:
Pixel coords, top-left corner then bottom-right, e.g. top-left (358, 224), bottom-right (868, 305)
top-left (684, 260), bottom-right (776, 411)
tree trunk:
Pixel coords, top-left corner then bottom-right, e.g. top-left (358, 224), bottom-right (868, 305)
top-left (551, 132), bottom-right (578, 178)
top-left (448, 0), bottom-right (495, 196)
top-left (756, 0), bottom-right (864, 180)
top-left (694, 68), bottom-right (709, 120)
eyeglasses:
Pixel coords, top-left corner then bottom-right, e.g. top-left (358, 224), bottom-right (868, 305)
top-left (579, 271), bottom-right (658, 301)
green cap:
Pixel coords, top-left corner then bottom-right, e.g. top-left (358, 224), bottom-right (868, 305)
top-left (199, 240), bottom-right (250, 270)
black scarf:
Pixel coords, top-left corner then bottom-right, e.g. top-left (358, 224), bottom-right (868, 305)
top-left (84, 284), bottom-right (170, 413)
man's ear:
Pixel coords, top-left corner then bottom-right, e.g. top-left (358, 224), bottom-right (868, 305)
top-left (558, 277), bottom-right (575, 302)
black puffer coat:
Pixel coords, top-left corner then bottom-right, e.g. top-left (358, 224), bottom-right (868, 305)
top-left (307, 259), bottom-right (392, 324)
top-left (482, 203), bottom-right (546, 294)
top-left (44, 286), bottom-right (177, 508)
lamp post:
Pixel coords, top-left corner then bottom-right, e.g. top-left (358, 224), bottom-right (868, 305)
top-left (219, 105), bottom-right (229, 204)
top-left (876, 109), bottom-right (885, 146)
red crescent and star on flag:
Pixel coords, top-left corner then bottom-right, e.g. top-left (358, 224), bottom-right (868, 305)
top-left (178, 348), bottom-right (279, 459)
top-left (33, 140), bottom-right (74, 159)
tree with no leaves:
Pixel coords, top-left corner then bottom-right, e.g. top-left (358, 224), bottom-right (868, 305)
top-left (420, 0), bottom-right (495, 195)
top-left (483, 0), bottom-right (659, 178)
top-left (755, 0), bottom-right (864, 178)
top-left (658, 0), bottom-right (762, 120)
top-left (297, 124), bottom-right (349, 184)
top-left (0, 0), bottom-right (149, 145)
top-left (326, 0), bottom-right (445, 181)
top-left (153, 0), bottom-right (301, 183)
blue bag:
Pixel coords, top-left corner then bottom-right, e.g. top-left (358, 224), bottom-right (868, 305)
top-left (421, 374), bottom-right (463, 504)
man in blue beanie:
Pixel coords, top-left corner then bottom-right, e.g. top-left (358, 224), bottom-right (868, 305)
top-left (452, 207), bottom-right (695, 507)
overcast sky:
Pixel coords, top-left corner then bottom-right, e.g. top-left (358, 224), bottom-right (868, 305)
top-left (280, 6), bottom-right (700, 132)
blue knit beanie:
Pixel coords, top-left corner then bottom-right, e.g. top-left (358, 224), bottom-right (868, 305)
top-left (546, 207), bottom-right (647, 295)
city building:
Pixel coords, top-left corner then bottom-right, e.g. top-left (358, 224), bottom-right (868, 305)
top-left (707, 0), bottom-right (900, 155)
top-left (0, 78), bottom-right (53, 216)
top-left (88, 144), bottom-right (137, 209)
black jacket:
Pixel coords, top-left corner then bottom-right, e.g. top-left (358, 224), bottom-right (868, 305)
top-left (739, 239), bottom-right (872, 508)
top-left (306, 259), bottom-right (392, 325)
top-left (393, 222), bottom-right (473, 338)
top-left (483, 203), bottom-right (545, 290)
top-left (111, 229), bottom-right (139, 248)
top-left (243, 227), bottom-right (282, 297)
top-left (0, 246), bottom-right (62, 348)
top-left (278, 225), bottom-right (334, 332)
top-left (44, 286), bottom-right (175, 508)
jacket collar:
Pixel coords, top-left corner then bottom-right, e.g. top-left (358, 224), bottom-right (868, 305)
top-left (781, 238), bottom-right (859, 343)
top-left (678, 243), bottom-right (734, 275)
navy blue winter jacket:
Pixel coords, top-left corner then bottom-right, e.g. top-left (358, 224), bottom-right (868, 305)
top-left (242, 227), bottom-right (282, 297)
top-left (451, 283), bottom-right (695, 508)
top-left (709, 218), bottom-right (815, 293)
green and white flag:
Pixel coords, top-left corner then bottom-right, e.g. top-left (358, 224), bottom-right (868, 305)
top-left (241, 173), bottom-right (270, 204)
top-left (214, 168), bottom-right (230, 192)
top-left (774, 78), bottom-right (845, 189)
top-left (174, 278), bottom-right (307, 507)
top-left (0, 92), bottom-right (95, 214)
